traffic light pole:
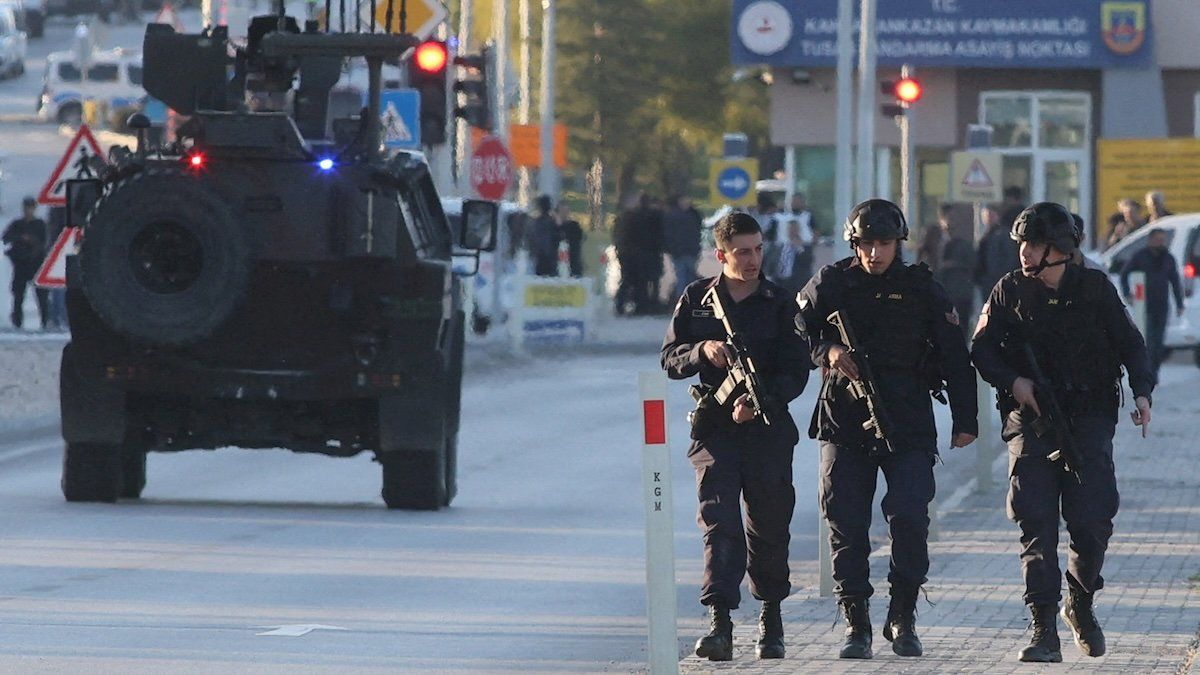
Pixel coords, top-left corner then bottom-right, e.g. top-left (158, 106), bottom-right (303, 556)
top-left (854, 0), bottom-right (877, 205)
top-left (456, 0), bottom-right (473, 195)
top-left (833, 0), bottom-right (854, 263)
top-left (899, 64), bottom-right (915, 229)
top-left (538, 0), bottom-right (559, 199)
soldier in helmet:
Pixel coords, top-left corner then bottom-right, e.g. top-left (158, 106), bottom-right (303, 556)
top-left (971, 202), bottom-right (1154, 663)
top-left (797, 199), bottom-right (978, 660)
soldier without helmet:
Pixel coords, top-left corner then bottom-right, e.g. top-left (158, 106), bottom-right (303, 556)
top-left (971, 202), bottom-right (1154, 663)
top-left (797, 199), bottom-right (978, 660)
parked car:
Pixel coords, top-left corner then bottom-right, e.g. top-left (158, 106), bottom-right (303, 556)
top-left (0, 4), bottom-right (26, 78)
top-left (1100, 213), bottom-right (1200, 365)
top-left (443, 196), bottom-right (525, 335)
top-left (37, 48), bottom-right (143, 126)
top-left (0, 0), bottom-right (42, 38)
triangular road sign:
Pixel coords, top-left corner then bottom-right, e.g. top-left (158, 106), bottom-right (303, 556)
top-left (962, 159), bottom-right (995, 189)
top-left (34, 227), bottom-right (82, 289)
top-left (154, 1), bottom-right (184, 31)
top-left (371, 0), bottom-right (448, 39)
top-left (37, 125), bottom-right (105, 207)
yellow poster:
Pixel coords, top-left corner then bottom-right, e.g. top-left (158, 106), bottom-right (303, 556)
top-left (1096, 138), bottom-right (1200, 240)
top-left (525, 284), bottom-right (587, 308)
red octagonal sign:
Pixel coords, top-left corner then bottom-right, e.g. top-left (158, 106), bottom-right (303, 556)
top-left (470, 135), bottom-right (513, 200)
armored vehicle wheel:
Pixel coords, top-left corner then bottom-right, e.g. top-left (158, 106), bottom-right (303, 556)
top-left (380, 447), bottom-right (447, 510)
top-left (81, 170), bottom-right (252, 345)
top-left (62, 443), bottom-right (122, 503)
top-left (120, 450), bottom-right (147, 499)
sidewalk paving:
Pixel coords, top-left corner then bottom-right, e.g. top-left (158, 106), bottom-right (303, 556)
top-left (681, 369), bottom-right (1200, 673)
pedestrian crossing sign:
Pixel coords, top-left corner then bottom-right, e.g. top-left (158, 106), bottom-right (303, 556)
top-left (379, 89), bottom-right (420, 149)
top-left (950, 151), bottom-right (1003, 203)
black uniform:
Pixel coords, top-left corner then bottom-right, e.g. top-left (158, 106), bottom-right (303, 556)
top-left (661, 274), bottom-right (811, 608)
top-left (971, 264), bottom-right (1153, 606)
top-left (1119, 246), bottom-right (1183, 379)
top-left (2, 215), bottom-right (49, 329)
top-left (798, 256), bottom-right (977, 601)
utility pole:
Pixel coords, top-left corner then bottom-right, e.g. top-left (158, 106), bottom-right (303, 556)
top-left (456, 0), bottom-right (473, 195)
top-left (516, 0), bottom-right (532, 206)
top-left (854, 0), bottom-right (877, 204)
top-left (537, 0), bottom-right (558, 199)
top-left (833, 0), bottom-right (854, 262)
top-left (494, 0), bottom-right (510, 148)
top-left (899, 64), bottom-right (915, 228)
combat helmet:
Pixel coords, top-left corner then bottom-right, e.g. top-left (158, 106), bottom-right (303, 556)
top-left (1011, 202), bottom-right (1076, 254)
top-left (843, 199), bottom-right (908, 243)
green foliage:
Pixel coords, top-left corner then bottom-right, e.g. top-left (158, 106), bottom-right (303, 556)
top-left (554, 0), bottom-right (771, 219)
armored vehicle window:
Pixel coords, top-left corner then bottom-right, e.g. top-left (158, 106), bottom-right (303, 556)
top-left (86, 63), bottom-right (120, 82)
top-left (58, 62), bottom-right (82, 82)
top-left (127, 64), bottom-right (143, 86)
top-left (399, 174), bottom-right (452, 259)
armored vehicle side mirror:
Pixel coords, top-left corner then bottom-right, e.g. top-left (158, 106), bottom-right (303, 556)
top-left (65, 179), bottom-right (102, 228)
top-left (127, 112), bottom-right (151, 157)
top-left (460, 199), bottom-right (498, 252)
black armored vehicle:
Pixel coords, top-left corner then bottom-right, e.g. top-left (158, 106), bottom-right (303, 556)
top-left (58, 3), bottom-right (496, 509)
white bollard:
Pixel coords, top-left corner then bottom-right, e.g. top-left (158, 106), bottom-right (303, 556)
top-left (639, 372), bottom-right (678, 675)
top-left (1128, 271), bottom-right (1147, 337)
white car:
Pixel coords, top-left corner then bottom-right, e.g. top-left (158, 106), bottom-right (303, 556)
top-left (37, 48), bottom-right (143, 125)
top-left (1099, 213), bottom-right (1200, 364)
top-left (0, 4), bottom-right (26, 79)
top-left (442, 197), bottom-right (526, 335)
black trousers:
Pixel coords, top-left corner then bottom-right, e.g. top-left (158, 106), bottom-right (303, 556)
top-left (820, 442), bottom-right (936, 601)
top-left (688, 424), bottom-right (797, 609)
top-left (10, 268), bottom-right (48, 329)
top-left (1006, 417), bottom-right (1119, 607)
top-left (1145, 305), bottom-right (1168, 380)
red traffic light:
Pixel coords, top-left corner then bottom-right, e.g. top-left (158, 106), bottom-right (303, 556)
top-left (895, 77), bottom-right (922, 104)
top-left (414, 40), bottom-right (448, 73)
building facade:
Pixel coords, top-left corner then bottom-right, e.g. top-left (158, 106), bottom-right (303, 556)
top-left (733, 0), bottom-right (1200, 244)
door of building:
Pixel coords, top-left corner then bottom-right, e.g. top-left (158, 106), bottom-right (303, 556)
top-left (980, 92), bottom-right (1092, 242)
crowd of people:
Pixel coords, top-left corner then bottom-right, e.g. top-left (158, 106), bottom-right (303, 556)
top-left (1104, 190), bottom-right (1174, 251)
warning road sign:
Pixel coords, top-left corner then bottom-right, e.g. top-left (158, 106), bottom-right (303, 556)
top-left (379, 89), bottom-right (420, 149)
top-left (950, 151), bottom-right (1002, 203)
top-left (37, 125), bottom-right (106, 207)
top-left (34, 227), bottom-right (81, 289)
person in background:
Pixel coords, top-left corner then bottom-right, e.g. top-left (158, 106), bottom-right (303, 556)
top-left (556, 203), bottom-right (584, 278)
top-left (784, 192), bottom-right (816, 288)
top-left (1070, 213), bottom-right (1106, 272)
top-left (612, 194), bottom-right (648, 315)
top-left (528, 194), bottom-right (561, 277)
top-left (1145, 191), bottom-right (1173, 223)
top-left (1120, 227), bottom-right (1184, 381)
top-left (3, 196), bottom-right (49, 330)
top-left (664, 194), bottom-right (702, 300)
top-left (1105, 199), bottom-right (1143, 251)
top-left (1000, 186), bottom-right (1027, 232)
top-left (974, 204), bottom-right (1021, 305)
top-left (44, 206), bottom-right (69, 331)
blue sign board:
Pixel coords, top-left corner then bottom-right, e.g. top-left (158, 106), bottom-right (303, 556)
top-left (717, 166), bottom-right (752, 201)
top-left (379, 89), bottom-right (421, 149)
top-left (731, 0), bottom-right (1153, 69)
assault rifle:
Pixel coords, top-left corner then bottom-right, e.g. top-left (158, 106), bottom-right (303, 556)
top-left (702, 286), bottom-right (773, 426)
top-left (1019, 343), bottom-right (1085, 484)
top-left (827, 310), bottom-right (897, 454)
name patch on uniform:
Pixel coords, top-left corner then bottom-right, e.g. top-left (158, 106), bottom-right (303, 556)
top-left (692, 309), bottom-right (714, 318)
top-left (1048, 298), bottom-right (1060, 305)
top-left (888, 293), bottom-right (903, 300)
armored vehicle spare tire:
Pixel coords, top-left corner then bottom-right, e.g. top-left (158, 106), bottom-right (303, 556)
top-left (81, 170), bottom-right (252, 345)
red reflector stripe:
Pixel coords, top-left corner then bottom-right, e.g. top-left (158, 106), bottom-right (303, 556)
top-left (643, 400), bottom-right (666, 445)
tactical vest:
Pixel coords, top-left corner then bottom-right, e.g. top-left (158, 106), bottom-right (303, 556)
top-left (841, 263), bottom-right (935, 370)
top-left (1006, 270), bottom-right (1123, 400)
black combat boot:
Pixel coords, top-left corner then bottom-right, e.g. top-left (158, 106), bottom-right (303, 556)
top-left (694, 603), bottom-right (733, 661)
top-left (838, 599), bottom-right (873, 659)
top-left (1019, 604), bottom-right (1063, 663)
top-left (882, 588), bottom-right (923, 657)
top-left (1062, 588), bottom-right (1106, 657)
top-left (755, 600), bottom-right (785, 659)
